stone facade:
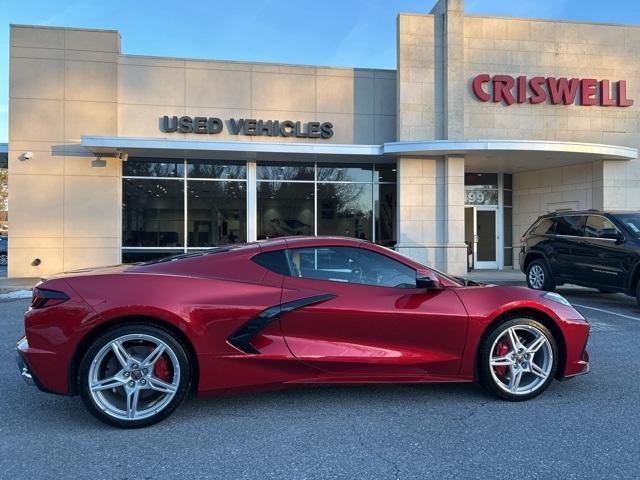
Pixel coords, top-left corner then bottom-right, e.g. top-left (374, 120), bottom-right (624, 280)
top-left (6, 0), bottom-right (640, 277)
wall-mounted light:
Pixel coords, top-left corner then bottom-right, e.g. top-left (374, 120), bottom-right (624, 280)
top-left (116, 150), bottom-right (128, 161)
top-left (20, 152), bottom-right (33, 161)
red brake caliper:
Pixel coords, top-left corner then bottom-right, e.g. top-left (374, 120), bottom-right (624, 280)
top-left (147, 344), bottom-right (171, 381)
top-left (494, 341), bottom-right (510, 378)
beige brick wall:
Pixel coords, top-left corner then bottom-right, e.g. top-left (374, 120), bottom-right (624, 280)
top-left (117, 56), bottom-right (397, 145)
top-left (8, 25), bottom-right (121, 277)
top-left (463, 16), bottom-right (640, 148)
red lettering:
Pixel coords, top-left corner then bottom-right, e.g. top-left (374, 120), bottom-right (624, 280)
top-left (617, 80), bottom-right (634, 107)
top-left (580, 79), bottom-right (597, 106)
top-left (546, 77), bottom-right (579, 105)
top-left (599, 80), bottom-right (615, 106)
top-left (529, 77), bottom-right (546, 104)
top-left (517, 76), bottom-right (527, 103)
top-left (471, 74), bottom-right (490, 102)
top-left (492, 75), bottom-right (515, 105)
top-left (471, 74), bottom-right (632, 108)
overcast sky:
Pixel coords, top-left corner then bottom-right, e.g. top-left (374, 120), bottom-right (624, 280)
top-left (1, 0), bottom-right (640, 143)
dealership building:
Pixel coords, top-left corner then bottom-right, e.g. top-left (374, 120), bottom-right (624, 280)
top-left (4, 0), bottom-right (640, 277)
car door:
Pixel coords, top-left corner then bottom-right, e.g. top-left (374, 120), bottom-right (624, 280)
top-left (576, 215), bottom-right (629, 289)
top-left (278, 245), bottom-right (469, 378)
top-left (552, 215), bottom-right (587, 282)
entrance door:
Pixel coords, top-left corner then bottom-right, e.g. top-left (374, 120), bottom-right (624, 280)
top-left (473, 207), bottom-right (499, 269)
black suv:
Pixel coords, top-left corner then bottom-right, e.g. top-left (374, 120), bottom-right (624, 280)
top-left (520, 210), bottom-right (640, 305)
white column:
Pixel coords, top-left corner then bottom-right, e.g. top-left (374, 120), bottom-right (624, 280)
top-left (246, 160), bottom-right (257, 242)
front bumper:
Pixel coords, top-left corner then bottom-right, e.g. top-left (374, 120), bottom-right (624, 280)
top-left (16, 337), bottom-right (35, 386)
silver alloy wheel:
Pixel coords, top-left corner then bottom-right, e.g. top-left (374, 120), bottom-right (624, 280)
top-left (528, 264), bottom-right (545, 289)
top-left (489, 324), bottom-right (553, 395)
top-left (88, 333), bottom-right (180, 421)
top-left (0, 253), bottom-right (7, 266)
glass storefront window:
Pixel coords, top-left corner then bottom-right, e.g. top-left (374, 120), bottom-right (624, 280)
top-left (123, 179), bottom-right (184, 247)
top-left (187, 159), bottom-right (246, 179)
top-left (375, 183), bottom-right (396, 247)
top-left (257, 162), bottom-right (314, 181)
top-left (465, 173), bottom-right (499, 206)
top-left (187, 181), bottom-right (247, 246)
top-left (122, 250), bottom-right (182, 264)
top-left (317, 183), bottom-right (373, 240)
top-left (504, 206), bottom-right (513, 266)
top-left (257, 182), bottom-right (314, 239)
top-left (123, 159), bottom-right (397, 261)
top-left (317, 163), bottom-right (373, 183)
top-left (123, 158), bottom-right (184, 177)
top-left (374, 164), bottom-right (398, 183)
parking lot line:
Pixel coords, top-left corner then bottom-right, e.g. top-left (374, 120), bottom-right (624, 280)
top-left (573, 303), bottom-right (640, 322)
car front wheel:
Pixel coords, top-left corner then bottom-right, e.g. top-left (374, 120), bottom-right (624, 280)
top-left (78, 324), bottom-right (191, 428)
top-left (478, 317), bottom-right (558, 401)
top-left (526, 259), bottom-right (555, 291)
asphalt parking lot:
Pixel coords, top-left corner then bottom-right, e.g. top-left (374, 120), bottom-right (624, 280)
top-left (1, 287), bottom-right (639, 479)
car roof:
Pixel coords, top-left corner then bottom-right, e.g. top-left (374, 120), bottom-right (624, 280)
top-left (539, 209), bottom-right (640, 219)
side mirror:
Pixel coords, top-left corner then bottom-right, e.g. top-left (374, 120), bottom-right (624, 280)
top-left (416, 274), bottom-right (443, 290)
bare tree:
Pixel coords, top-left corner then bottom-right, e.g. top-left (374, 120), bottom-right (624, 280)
top-left (0, 168), bottom-right (7, 211)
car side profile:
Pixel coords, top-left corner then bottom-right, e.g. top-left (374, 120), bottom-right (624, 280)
top-left (520, 210), bottom-right (640, 305)
top-left (17, 237), bottom-right (590, 428)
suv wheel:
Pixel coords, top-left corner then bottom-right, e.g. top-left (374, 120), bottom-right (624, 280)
top-left (526, 259), bottom-right (555, 292)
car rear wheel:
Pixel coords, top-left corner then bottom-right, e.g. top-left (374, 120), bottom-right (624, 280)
top-left (526, 259), bottom-right (555, 291)
top-left (478, 317), bottom-right (558, 401)
top-left (0, 253), bottom-right (7, 266)
top-left (79, 324), bottom-right (191, 428)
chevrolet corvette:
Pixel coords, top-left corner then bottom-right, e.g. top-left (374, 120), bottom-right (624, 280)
top-left (16, 236), bottom-right (590, 428)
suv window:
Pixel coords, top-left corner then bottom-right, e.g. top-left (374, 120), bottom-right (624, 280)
top-left (288, 246), bottom-right (416, 288)
top-left (554, 215), bottom-right (585, 236)
top-left (584, 216), bottom-right (620, 239)
top-left (531, 218), bottom-right (556, 235)
top-left (616, 213), bottom-right (640, 238)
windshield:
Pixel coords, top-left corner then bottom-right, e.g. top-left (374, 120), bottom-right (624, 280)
top-left (617, 214), bottom-right (640, 238)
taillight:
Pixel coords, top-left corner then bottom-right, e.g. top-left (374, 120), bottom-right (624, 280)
top-left (31, 288), bottom-right (70, 309)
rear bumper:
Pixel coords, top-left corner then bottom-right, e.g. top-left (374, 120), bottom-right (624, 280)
top-left (16, 338), bottom-right (35, 386)
top-left (16, 336), bottom-right (64, 394)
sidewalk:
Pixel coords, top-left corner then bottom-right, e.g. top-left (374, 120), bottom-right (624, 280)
top-left (0, 277), bottom-right (39, 294)
top-left (464, 269), bottom-right (526, 285)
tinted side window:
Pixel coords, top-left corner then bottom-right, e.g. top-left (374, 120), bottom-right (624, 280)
top-left (531, 218), bottom-right (556, 235)
top-left (288, 246), bottom-right (416, 288)
top-left (584, 216), bottom-right (619, 238)
top-left (252, 250), bottom-right (291, 275)
top-left (554, 216), bottom-right (585, 236)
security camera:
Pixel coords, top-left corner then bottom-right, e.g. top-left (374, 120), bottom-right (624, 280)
top-left (20, 152), bottom-right (33, 161)
top-left (115, 151), bottom-right (128, 161)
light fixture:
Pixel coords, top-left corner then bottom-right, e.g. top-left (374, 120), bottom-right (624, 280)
top-left (20, 152), bottom-right (33, 161)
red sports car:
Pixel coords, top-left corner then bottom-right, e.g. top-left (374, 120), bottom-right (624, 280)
top-left (16, 237), bottom-right (590, 428)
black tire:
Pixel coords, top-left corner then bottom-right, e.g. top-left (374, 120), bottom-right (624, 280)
top-left (478, 316), bottom-right (558, 402)
top-left (78, 323), bottom-right (191, 428)
top-left (526, 259), bottom-right (555, 292)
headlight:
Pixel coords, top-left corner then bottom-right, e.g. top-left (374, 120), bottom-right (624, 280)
top-left (542, 292), bottom-right (572, 307)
